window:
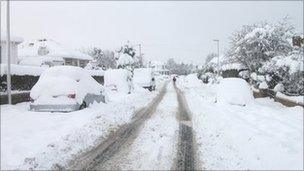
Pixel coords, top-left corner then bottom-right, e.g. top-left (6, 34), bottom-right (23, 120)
top-left (65, 58), bottom-right (72, 65)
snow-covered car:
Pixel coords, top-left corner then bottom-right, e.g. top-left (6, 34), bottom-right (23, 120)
top-left (133, 68), bottom-right (156, 91)
top-left (29, 66), bottom-right (105, 112)
top-left (104, 69), bottom-right (132, 101)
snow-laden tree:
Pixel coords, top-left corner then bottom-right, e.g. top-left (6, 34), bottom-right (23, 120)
top-left (116, 41), bottom-right (144, 69)
top-left (84, 47), bottom-right (116, 70)
top-left (165, 58), bottom-right (196, 75)
top-left (226, 17), bottom-right (295, 73)
top-left (205, 53), bottom-right (217, 65)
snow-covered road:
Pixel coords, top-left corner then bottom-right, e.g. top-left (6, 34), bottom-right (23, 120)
top-left (1, 76), bottom-right (303, 170)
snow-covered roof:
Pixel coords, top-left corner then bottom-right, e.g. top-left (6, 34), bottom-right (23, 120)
top-left (207, 55), bottom-right (246, 71)
top-left (19, 39), bottom-right (92, 61)
top-left (19, 56), bottom-right (64, 66)
top-left (1, 30), bottom-right (23, 43)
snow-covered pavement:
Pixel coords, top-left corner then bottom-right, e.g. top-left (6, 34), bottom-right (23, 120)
top-left (177, 75), bottom-right (303, 170)
top-left (1, 86), bottom-right (159, 170)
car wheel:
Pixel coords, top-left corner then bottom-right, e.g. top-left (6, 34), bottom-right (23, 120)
top-left (79, 101), bottom-right (87, 110)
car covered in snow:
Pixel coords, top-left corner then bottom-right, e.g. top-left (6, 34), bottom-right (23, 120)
top-left (133, 68), bottom-right (156, 91)
top-left (29, 66), bottom-right (105, 112)
top-left (104, 69), bottom-right (132, 101)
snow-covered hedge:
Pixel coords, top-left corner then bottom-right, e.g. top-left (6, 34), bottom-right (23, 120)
top-left (0, 64), bottom-right (104, 92)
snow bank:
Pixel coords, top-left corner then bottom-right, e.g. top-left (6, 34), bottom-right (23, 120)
top-left (179, 80), bottom-right (303, 170)
top-left (30, 66), bottom-right (103, 104)
top-left (217, 78), bottom-right (253, 106)
top-left (1, 87), bottom-right (157, 170)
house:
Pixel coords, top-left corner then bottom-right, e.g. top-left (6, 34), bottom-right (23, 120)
top-left (0, 31), bottom-right (23, 64)
top-left (205, 55), bottom-right (247, 78)
top-left (19, 39), bottom-right (92, 68)
top-left (148, 61), bottom-right (169, 75)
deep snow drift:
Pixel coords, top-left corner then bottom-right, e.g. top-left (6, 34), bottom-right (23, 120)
top-left (1, 83), bottom-right (162, 170)
top-left (177, 75), bottom-right (303, 170)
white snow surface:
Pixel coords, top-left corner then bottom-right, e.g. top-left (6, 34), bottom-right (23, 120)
top-left (217, 78), bottom-right (254, 106)
top-left (107, 83), bottom-right (178, 170)
top-left (1, 84), bottom-right (160, 170)
top-left (177, 78), bottom-right (303, 170)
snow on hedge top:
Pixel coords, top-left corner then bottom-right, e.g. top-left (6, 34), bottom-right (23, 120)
top-left (30, 66), bottom-right (103, 103)
top-left (19, 39), bottom-right (92, 60)
top-left (117, 54), bottom-right (134, 66)
top-left (0, 64), bottom-right (46, 76)
top-left (217, 78), bottom-right (254, 106)
top-left (0, 64), bottom-right (104, 76)
top-left (0, 30), bottom-right (23, 43)
top-left (133, 68), bottom-right (153, 86)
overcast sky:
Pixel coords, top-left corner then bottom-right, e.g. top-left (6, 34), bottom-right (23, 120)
top-left (1, 1), bottom-right (303, 64)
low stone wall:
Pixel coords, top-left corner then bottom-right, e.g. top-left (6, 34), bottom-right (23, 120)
top-left (253, 89), bottom-right (303, 107)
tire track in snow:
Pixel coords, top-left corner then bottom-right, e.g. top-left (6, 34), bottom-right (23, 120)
top-left (68, 83), bottom-right (168, 170)
top-left (95, 82), bottom-right (179, 170)
top-left (173, 83), bottom-right (198, 170)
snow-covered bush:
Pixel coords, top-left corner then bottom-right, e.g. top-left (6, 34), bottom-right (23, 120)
top-left (116, 53), bottom-right (135, 69)
top-left (217, 78), bottom-right (254, 106)
top-left (226, 18), bottom-right (294, 73)
top-left (259, 48), bottom-right (304, 95)
top-left (199, 72), bottom-right (220, 84)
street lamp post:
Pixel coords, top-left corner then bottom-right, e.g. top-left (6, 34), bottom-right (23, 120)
top-left (213, 39), bottom-right (220, 77)
top-left (6, 0), bottom-right (12, 104)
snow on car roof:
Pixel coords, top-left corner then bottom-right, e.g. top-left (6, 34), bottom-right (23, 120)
top-left (30, 66), bottom-right (103, 103)
top-left (19, 39), bottom-right (92, 60)
top-left (133, 68), bottom-right (153, 84)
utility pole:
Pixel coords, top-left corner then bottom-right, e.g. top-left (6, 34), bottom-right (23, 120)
top-left (139, 44), bottom-right (142, 59)
top-left (213, 39), bottom-right (220, 77)
top-left (6, 0), bottom-right (12, 104)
